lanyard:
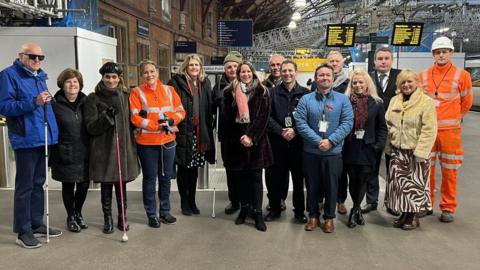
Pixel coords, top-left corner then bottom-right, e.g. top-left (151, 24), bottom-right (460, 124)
top-left (432, 63), bottom-right (452, 97)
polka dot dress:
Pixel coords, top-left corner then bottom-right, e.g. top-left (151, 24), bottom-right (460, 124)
top-left (187, 135), bottom-right (205, 168)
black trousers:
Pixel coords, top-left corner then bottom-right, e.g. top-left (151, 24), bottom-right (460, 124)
top-left (346, 164), bottom-right (373, 209)
top-left (221, 143), bottom-right (239, 206)
top-left (365, 153), bottom-right (390, 205)
top-left (304, 153), bottom-right (342, 219)
top-left (337, 167), bottom-right (348, 203)
top-left (176, 165), bottom-right (198, 210)
top-left (62, 182), bottom-right (89, 217)
top-left (265, 145), bottom-right (305, 214)
top-left (230, 169), bottom-right (263, 212)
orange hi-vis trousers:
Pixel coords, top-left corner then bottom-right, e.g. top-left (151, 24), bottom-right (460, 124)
top-left (429, 129), bottom-right (464, 212)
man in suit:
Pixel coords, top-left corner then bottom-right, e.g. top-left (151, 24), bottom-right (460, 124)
top-left (362, 47), bottom-right (401, 216)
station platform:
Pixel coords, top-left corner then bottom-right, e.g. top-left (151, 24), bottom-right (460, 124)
top-left (0, 111), bottom-right (479, 270)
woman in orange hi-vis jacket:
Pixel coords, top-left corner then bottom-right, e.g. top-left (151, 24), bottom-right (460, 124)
top-left (419, 37), bottom-right (473, 223)
top-left (129, 60), bottom-right (185, 228)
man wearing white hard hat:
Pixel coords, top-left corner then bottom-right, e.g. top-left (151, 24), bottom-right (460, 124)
top-left (419, 36), bottom-right (473, 223)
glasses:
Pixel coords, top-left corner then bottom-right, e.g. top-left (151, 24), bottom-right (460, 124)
top-left (23, 53), bottom-right (45, 61)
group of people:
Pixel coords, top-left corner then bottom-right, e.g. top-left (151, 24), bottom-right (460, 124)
top-left (0, 35), bottom-right (472, 249)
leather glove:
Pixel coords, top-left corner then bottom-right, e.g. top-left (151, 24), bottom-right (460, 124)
top-left (158, 117), bottom-right (174, 126)
top-left (139, 110), bottom-right (147, 118)
top-left (105, 106), bottom-right (118, 118)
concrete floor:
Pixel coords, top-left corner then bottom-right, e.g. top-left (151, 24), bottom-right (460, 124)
top-left (0, 112), bottom-right (479, 270)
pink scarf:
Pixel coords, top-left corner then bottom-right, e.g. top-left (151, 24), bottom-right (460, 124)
top-left (235, 82), bottom-right (251, 123)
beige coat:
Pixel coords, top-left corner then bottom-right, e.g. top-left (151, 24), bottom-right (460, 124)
top-left (384, 88), bottom-right (437, 159)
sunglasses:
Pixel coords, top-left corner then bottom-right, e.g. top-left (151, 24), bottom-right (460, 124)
top-left (23, 53), bottom-right (45, 61)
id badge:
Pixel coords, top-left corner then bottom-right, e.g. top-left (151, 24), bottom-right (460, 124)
top-left (433, 99), bottom-right (440, 107)
top-left (355, 129), bottom-right (365, 139)
top-left (285, 116), bottom-right (292, 128)
top-left (318, 121), bottom-right (328, 132)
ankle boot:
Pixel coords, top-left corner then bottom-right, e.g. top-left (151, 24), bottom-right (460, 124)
top-left (402, 213), bottom-right (419, 231)
top-left (235, 205), bottom-right (248, 225)
top-left (67, 216), bottom-right (81, 233)
top-left (254, 212), bottom-right (267, 232)
top-left (101, 185), bottom-right (114, 234)
top-left (393, 212), bottom-right (407, 228)
top-left (355, 209), bottom-right (366, 225)
top-left (181, 197), bottom-right (192, 216)
top-left (189, 193), bottom-right (200, 215)
top-left (347, 209), bottom-right (356, 228)
top-left (75, 212), bottom-right (88, 229)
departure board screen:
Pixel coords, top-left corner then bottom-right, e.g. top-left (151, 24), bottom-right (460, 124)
top-left (391, 22), bottom-right (424, 46)
top-left (326, 24), bottom-right (356, 47)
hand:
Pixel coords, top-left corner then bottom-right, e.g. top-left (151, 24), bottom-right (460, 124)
top-left (36, 91), bottom-right (51, 106)
top-left (158, 117), bottom-right (174, 126)
top-left (415, 156), bottom-right (427, 163)
top-left (105, 106), bottom-right (118, 118)
top-left (139, 110), bottom-right (147, 118)
top-left (240, 135), bottom-right (253, 147)
top-left (281, 128), bottom-right (296, 141)
top-left (318, 139), bottom-right (332, 152)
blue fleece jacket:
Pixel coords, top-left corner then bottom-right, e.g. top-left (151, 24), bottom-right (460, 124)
top-left (294, 89), bottom-right (353, 156)
top-left (0, 59), bottom-right (58, 149)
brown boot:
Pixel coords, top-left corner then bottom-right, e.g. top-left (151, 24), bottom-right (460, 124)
top-left (322, 219), bottom-right (335, 233)
top-left (305, 217), bottom-right (319, 231)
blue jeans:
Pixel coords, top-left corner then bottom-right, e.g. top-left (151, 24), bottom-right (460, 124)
top-left (13, 147), bottom-right (46, 234)
top-left (137, 141), bottom-right (176, 217)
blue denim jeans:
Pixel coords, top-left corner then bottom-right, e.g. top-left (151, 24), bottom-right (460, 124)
top-left (137, 141), bottom-right (176, 218)
top-left (13, 147), bottom-right (46, 234)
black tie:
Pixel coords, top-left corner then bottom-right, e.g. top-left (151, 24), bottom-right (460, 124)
top-left (379, 74), bottom-right (387, 91)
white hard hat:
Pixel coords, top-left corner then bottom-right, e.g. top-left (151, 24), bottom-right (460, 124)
top-left (431, 36), bottom-right (454, 52)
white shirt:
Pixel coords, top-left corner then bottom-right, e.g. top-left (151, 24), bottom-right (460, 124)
top-left (378, 71), bottom-right (390, 92)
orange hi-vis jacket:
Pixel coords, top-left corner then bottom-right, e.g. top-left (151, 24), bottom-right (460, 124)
top-left (129, 81), bottom-right (185, 145)
top-left (419, 62), bottom-right (473, 130)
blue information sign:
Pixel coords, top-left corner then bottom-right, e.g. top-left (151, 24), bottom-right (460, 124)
top-left (174, 41), bottom-right (197, 53)
top-left (217, 20), bottom-right (253, 48)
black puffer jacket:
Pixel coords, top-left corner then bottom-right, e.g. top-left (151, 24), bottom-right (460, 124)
top-left (50, 91), bottom-right (89, 183)
top-left (212, 73), bottom-right (231, 142)
top-left (168, 74), bottom-right (215, 166)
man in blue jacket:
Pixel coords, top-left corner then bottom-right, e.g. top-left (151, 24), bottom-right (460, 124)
top-left (0, 43), bottom-right (61, 248)
top-left (294, 63), bottom-right (353, 233)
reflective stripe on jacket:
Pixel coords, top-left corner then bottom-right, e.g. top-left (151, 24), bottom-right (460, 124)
top-left (419, 62), bottom-right (473, 130)
top-left (129, 81), bottom-right (185, 145)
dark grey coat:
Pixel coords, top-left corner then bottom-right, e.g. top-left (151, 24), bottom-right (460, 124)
top-left (50, 91), bottom-right (89, 183)
top-left (83, 83), bottom-right (140, 183)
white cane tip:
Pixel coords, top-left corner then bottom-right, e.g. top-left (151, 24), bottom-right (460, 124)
top-left (122, 234), bottom-right (128, 242)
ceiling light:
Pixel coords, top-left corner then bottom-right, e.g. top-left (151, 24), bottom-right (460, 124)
top-left (288, 21), bottom-right (297, 29)
top-left (292, 11), bottom-right (301, 22)
top-left (294, 0), bottom-right (306, 10)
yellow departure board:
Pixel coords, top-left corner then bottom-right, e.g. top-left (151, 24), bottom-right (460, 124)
top-left (326, 24), bottom-right (356, 47)
top-left (391, 22), bottom-right (424, 46)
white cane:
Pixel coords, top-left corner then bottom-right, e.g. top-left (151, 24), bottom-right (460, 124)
top-left (211, 106), bottom-right (220, 219)
top-left (44, 104), bottom-right (50, 243)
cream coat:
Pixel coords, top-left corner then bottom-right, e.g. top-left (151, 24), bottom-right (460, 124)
top-left (384, 88), bottom-right (437, 159)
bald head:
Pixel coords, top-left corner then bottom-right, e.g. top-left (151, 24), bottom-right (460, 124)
top-left (18, 43), bottom-right (44, 72)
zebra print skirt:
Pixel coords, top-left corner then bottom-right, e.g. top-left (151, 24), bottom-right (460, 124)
top-left (385, 148), bottom-right (432, 213)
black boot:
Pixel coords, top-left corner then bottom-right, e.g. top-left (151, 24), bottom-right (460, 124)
top-left (355, 209), bottom-right (366, 226)
top-left (402, 213), bottom-right (419, 231)
top-left (393, 212), bottom-right (407, 228)
top-left (101, 185), bottom-right (114, 234)
top-left (67, 216), bottom-right (81, 233)
top-left (189, 192), bottom-right (200, 215)
top-left (115, 183), bottom-right (129, 231)
top-left (181, 197), bottom-right (192, 216)
top-left (235, 205), bottom-right (248, 225)
top-left (347, 208), bottom-right (356, 228)
top-left (254, 212), bottom-right (267, 232)
top-left (75, 212), bottom-right (88, 229)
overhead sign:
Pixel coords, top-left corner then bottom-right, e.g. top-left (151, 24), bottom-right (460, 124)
top-left (293, 58), bottom-right (327, 72)
top-left (137, 19), bottom-right (149, 38)
top-left (174, 41), bottom-right (197, 53)
top-left (295, 48), bottom-right (311, 55)
top-left (211, 56), bottom-right (225, 65)
top-left (217, 20), bottom-right (253, 47)
top-left (326, 24), bottom-right (356, 47)
top-left (391, 22), bottom-right (424, 46)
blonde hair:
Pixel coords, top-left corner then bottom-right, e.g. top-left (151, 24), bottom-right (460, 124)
top-left (178, 54), bottom-right (207, 81)
top-left (345, 69), bottom-right (382, 102)
top-left (395, 69), bottom-right (421, 94)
